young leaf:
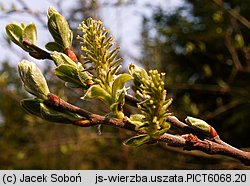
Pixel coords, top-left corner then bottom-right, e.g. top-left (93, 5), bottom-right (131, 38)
top-left (20, 98), bottom-right (42, 117)
top-left (5, 23), bottom-right (23, 48)
top-left (45, 42), bottom-right (64, 52)
top-left (54, 64), bottom-right (82, 86)
top-left (113, 89), bottom-right (126, 104)
top-left (128, 114), bottom-right (146, 129)
top-left (40, 103), bottom-right (83, 123)
top-left (123, 134), bottom-right (151, 147)
top-left (48, 14), bottom-right (63, 45)
top-left (77, 64), bottom-right (93, 89)
top-left (129, 64), bottom-right (149, 83)
top-left (56, 14), bottom-right (72, 48)
top-left (112, 74), bottom-right (132, 97)
top-left (22, 23), bottom-right (37, 45)
top-left (51, 51), bottom-right (77, 66)
top-left (18, 60), bottom-right (50, 100)
top-left (82, 85), bottom-right (112, 105)
top-left (151, 125), bottom-right (171, 138)
top-left (47, 8), bottom-right (72, 49)
top-left (47, 6), bottom-right (57, 18)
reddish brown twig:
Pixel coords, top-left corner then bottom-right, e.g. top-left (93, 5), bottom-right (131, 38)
top-left (22, 40), bottom-right (52, 60)
top-left (43, 93), bottom-right (250, 165)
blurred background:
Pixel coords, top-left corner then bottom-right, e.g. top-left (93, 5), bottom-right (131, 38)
top-left (0, 0), bottom-right (250, 169)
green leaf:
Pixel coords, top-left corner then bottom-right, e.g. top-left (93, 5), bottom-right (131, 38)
top-left (151, 125), bottom-right (171, 138)
top-left (113, 89), bottom-right (126, 105)
top-left (54, 64), bottom-right (82, 86)
top-left (40, 103), bottom-right (83, 123)
top-left (51, 51), bottom-right (77, 66)
top-left (112, 73), bottom-right (132, 97)
top-left (20, 98), bottom-right (42, 117)
top-left (18, 60), bottom-right (50, 100)
top-left (6, 23), bottom-right (38, 52)
top-left (47, 8), bottom-right (72, 48)
top-left (5, 23), bottom-right (23, 48)
top-left (45, 42), bottom-right (64, 52)
top-left (56, 14), bottom-right (71, 48)
top-left (82, 85), bottom-right (112, 105)
top-left (77, 64), bottom-right (93, 89)
top-left (128, 114), bottom-right (146, 128)
top-left (129, 64), bottom-right (149, 90)
top-left (123, 134), bottom-right (151, 147)
top-left (48, 14), bottom-right (63, 46)
top-left (129, 64), bottom-right (149, 80)
top-left (23, 23), bottom-right (37, 45)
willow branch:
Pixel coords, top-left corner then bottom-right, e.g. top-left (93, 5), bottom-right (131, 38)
top-left (43, 93), bottom-right (250, 165)
top-left (160, 133), bottom-right (250, 165)
top-left (44, 93), bottom-right (140, 131)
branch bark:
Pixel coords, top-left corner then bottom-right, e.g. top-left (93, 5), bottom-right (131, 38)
top-left (43, 93), bottom-right (250, 165)
top-left (22, 40), bottom-right (52, 60)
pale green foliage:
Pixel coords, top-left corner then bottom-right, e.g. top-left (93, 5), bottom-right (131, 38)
top-left (185, 116), bottom-right (212, 135)
top-left (5, 23), bottom-right (37, 52)
top-left (21, 99), bottom-right (83, 123)
top-left (123, 134), bottom-right (151, 147)
top-left (20, 98), bottom-right (42, 117)
top-left (40, 103), bottom-right (83, 123)
top-left (51, 51), bottom-right (77, 66)
top-left (78, 18), bottom-right (132, 118)
top-left (46, 7), bottom-right (73, 51)
top-left (52, 51), bottom-right (93, 89)
top-left (18, 60), bottom-right (50, 100)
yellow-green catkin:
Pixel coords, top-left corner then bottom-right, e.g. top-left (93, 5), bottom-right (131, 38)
top-left (129, 65), bottom-right (172, 134)
top-left (77, 18), bottom-right (122, 93)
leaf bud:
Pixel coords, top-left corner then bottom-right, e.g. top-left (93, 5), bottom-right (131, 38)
top-left (18, 60), bottom-right (50, 100)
